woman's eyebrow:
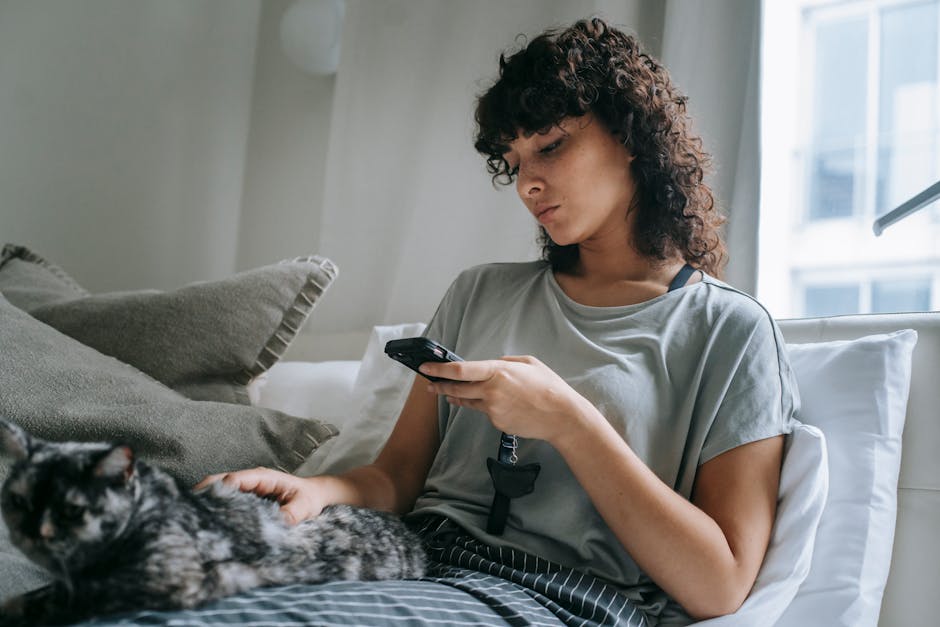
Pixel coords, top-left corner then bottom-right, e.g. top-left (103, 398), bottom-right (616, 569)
top-left (546, 124), bottom-right (571, 138)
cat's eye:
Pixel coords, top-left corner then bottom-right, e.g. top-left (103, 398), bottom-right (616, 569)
top-left (7, 494), bottom-right (30, 511)
top-left (60, 503), bottom-right (85, 522)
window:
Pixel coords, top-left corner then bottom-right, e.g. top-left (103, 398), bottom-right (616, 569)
top-left (759, 0), bottom-right (940, 318)
top-left (804, 284), bottom-right (861, 316)
top-left (871, 277), bottom-right (932, 312)
top-left (808, 16), bottom-right (868, 220)
top-left (800, 277), bottom-right (931, 316)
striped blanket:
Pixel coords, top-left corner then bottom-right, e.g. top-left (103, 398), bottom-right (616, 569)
top-left (78, 515), bottom-right (650, 626)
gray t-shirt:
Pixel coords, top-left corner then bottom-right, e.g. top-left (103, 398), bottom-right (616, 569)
top-left (410, 261), bottom-right (798, 621)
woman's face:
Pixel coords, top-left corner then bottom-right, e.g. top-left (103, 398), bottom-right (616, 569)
top-left (503, 114), bottom-right (637, 248)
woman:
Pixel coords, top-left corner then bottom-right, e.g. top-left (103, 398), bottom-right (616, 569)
top-left (202, 17), bottom-right (795, 626)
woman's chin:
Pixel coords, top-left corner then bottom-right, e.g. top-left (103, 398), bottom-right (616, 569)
top-left (542, 226), bottom-right (569, 246)
top-left (546, 231), bottom-right (579, 247)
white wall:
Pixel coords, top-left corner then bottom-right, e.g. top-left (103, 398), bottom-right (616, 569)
top-left (298, 0), bottom-right (666, 359)
top-left (0, 0), bottom-right (683, 361)
top-left (0, 0), bottom-right (260, 291)
top-left (236, 0), bottom-right (336, 272)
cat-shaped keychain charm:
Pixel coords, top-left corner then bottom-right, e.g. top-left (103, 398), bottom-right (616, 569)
top-left (485, 432), bottom-right (540, 535)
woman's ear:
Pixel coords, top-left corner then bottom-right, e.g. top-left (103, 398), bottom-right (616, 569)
top-left (0, 419), bottom-right (33, 461)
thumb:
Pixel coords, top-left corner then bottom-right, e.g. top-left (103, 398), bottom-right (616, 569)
top-left (280, 506), bottom-right (300, 526)
top-left (280, 500), bottom-right (322, 526)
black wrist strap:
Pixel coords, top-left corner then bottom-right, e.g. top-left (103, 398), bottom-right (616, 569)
top-left (486, 433), bottom-right (540, 535)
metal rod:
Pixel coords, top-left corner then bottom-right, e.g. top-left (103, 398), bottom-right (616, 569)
top-left (873, 179), bottom-right (940, 236)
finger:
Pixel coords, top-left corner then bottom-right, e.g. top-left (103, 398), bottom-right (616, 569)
top-left (193, 473), bottom-right (227, 491)
top-left (281, 501), bottom-right (320, 526)
top-left (212, 468), bottom-right (285, 497)
top-left (280, 506), bottom-right (299, 526)
top-left (419, 359), bottom-right (499, 382)
top-left (445, 396), bottom-right (486, 412)
top-left (428, 380), bottom-right (486, 400)
top-left (195, 472), bottom-right (255, 493)
top-left (238, 473), bottom-right (291, 499)
top-left (500, 355), bottom-right (538, 364)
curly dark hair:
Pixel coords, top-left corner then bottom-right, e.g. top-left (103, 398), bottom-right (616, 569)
top-left (473, 17), bottom-right (727, 277)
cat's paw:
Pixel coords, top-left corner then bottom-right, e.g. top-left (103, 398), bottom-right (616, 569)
top-left (0, 596), bottom-right (29, 627)
top-left (0, 587), bottom-right (69, 626)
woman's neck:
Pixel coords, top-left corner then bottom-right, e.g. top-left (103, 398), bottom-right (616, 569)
top-left (553, 245), bottom-right (691, 308)
top-left (573, 242), bottom-right (684, 286)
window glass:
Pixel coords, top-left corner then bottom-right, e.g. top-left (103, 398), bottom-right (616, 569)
top-left (876, 1), bottom-right (939, 215)
top-left (809, 17), bottom-right (868, 219)
top-left (871, 278), bottom-right (932, 312)
top-left (759, 0), bottom-right (940, 318)
top-left (804, 284), bottom-right (861, 317)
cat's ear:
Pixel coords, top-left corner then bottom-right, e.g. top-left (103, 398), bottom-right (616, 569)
top-left (0, 419), bottom-right (33, 460)
top-left (94, 445), bottom-right (135, 483)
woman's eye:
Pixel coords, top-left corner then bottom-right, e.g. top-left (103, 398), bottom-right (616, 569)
top-left (540, 139), bottom-right (562, 154)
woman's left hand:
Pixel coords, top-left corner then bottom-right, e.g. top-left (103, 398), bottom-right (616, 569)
top-left (419, 356), bottom-right (590, 443)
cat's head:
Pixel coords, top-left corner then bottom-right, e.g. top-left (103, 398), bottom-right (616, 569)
top-left (0, 419), bottom-right (140, 574)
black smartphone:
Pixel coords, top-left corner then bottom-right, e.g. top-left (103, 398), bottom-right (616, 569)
top-left (384, 337), bottom-right (464, 382)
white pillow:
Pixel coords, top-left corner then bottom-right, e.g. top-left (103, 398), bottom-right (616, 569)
top-left (294, 323), bottom-right (426, 477)
top-left (775, 330), bottom-right (917, 627)
top-left (286, 324), bottom-right (916, 627)
top-left (694, 422), bottom-right (828, 626)
top-left (249, 360), bottom-right (361, 425)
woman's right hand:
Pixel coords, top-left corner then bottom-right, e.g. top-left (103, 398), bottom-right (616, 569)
top-left (194, 468), bottom-right (329, 524)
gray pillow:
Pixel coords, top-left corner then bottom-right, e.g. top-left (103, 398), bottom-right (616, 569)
top-left (0, 244), bottom-right (88, 309)
top-left (0, 292), bottom-right (338, 484)
top-left (0, 293), bottom-right (339, 600)
top-left (0, 523), bottom-right (49, 603)
top-left (0, 244), bottom-right (338, 404)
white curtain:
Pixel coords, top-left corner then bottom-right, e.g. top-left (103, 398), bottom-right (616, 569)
top-left (660, 0), bottom-right (762, 293)
top-left (305, 0), bottom-right (761, 350)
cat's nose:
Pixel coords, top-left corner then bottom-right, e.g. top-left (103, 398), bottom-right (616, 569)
top-left (39, 519), bottom-right (56, 539)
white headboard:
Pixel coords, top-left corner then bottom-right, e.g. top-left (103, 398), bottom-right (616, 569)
top-left (778, 312), bottom-right (939, 626)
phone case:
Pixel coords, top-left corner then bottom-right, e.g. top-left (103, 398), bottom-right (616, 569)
top-left (384, 337), bottom-right (463, 381)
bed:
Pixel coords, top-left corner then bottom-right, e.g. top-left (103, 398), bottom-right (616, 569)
top-left (0, 244), bottom-right (935, 626)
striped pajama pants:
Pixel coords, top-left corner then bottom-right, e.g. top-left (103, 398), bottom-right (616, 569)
top-left (80, 516), bottom-right (650, 627)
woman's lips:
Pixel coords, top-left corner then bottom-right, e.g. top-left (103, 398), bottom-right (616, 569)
top-left (536, 205), bottom-right (559, 224)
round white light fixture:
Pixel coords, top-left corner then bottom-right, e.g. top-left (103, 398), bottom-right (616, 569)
top-left (279, 0), bottom-right (345, 76)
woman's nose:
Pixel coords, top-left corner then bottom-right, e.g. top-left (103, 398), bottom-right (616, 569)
top-left (516, 166), bottom-right (543, 199)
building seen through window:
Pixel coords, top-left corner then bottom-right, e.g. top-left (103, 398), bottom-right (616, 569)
top-left (759, 0), bottom-right (940, 318)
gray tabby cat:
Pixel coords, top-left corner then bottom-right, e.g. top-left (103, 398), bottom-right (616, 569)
top-left (0, 419), bottom-right (426, 625)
